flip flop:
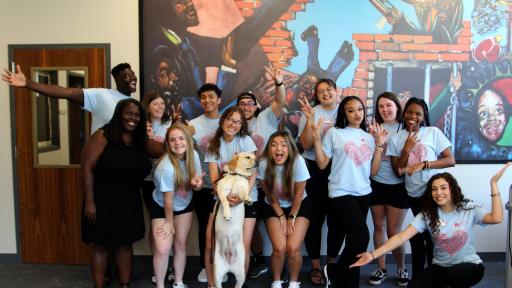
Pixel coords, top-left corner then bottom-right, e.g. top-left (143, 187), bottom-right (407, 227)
top-left (309, 268), bottom-right (325, 285)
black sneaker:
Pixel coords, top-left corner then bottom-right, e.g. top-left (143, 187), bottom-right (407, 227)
top-left (248, 258), bottom-right (268, 279)
top-left (369, 267), bottom-right (387, 285)
top-left (395, 268), bottom-right (409, 287)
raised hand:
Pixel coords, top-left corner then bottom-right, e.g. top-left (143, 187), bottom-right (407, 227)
top-left (171, 103), bottom-right (183, 123)
top-left (491, 162), bottom-right (512, 184)
top-left (369, 119), bottom-right (388, 146)
top-left (404, 128), bottom-right (419, 153)
top-left (349, 252), bottom-right (374, 268)
top-left (298, 95), bottom-right (314, 121)
top-left (311, 117), bottom-right (325, 143)
top-left (146, 121), bottom-right (154, 139)
top-left (265, 63), bottom-right (283, 85)
top-left (2, 64), bottom-right (27, 87)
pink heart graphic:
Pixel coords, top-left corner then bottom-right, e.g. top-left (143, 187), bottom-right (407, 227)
top-left (176, 186), bottom-right (188, 199)
top-left (199, 135), bottom-right (213, 154)
top-left (344, 141), bottom-right (372, 167)
top-left (407, 143), bottom-right (427, 166)
top-left (435, 230), bottom-right (468, 256)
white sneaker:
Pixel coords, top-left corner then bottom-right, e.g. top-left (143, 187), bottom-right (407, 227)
top-left (173, 282), bottom-right (188, 288)
top-left (197, 268), bottom-right (208, 282)
top-left (288, 281), bottom-right (301, 288)
top-left (197, 268), bottom-right (228, 283)
top-left (271, 280), bottom-right (283, 288)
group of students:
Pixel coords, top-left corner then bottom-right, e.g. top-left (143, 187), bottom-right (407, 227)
top-left (2, 62), bottom-right (510, 288)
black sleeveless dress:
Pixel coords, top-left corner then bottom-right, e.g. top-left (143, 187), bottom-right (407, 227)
top-left (81, 140), bottom-right (151, 246)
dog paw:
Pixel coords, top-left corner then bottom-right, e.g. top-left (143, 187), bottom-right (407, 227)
top-left (223, 211), bottom-right (231, 220)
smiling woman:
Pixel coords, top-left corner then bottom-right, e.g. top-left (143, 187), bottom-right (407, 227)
top-left (80, 98), bottom-right (151, 288)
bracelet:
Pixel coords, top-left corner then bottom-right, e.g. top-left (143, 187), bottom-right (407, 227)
top-left (422, 160), bottom-right (430, 170)
top-left (376, 145), bottom-right (384, 152)
top-left (275, 81), bottom-right (284, 86)
top-left (277, 213), bottom-right (285, 218)
top-left (370, 251), bottom-right (375, 260)
top-left (491, 193), bottom-right (501, 197)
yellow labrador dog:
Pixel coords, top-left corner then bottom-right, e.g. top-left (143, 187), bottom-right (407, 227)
top-left (214, 152), bottom-right (255, 288)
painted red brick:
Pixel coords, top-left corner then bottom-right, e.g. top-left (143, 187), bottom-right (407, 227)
top-left (354, 70), bottom-right (370, 79)
top-left (447, 44), bottom-right (470, 52)
top-left (424, 44), bottom-right (450, 52)
top-left (279, 12), bottom-right (295, 21)
top-left (276, 39), bottom-right (294, 47)
top-left (414, 53), bottom-right (440, 61)
top-left (392, 35), bottom-right (413, 43)
top-left (359, 51), bottom-right (378, 61)
top-left (267, 53), bottom-right (284, 61)
top-left (463, 20), bottom-right (470, 28)
top-left (266, 29), bottom-right (292, 38)
top-left (357, 89), bottom-right (368, 98)
top-left (375, 42), bottom-right (401, 51)
top-left (378, 51), bottom-right (410, 60)
top-left (352, 79), bottom-right (368, 89)
top-left (262, 46), bottom-right (286, 53)
top-left (401, 43), bottom-right (426, 51)
top-left (355, 42), bottom-right (375, 51)
top-left (412, 35), bottom-right (433, 43)
top-left (290, 3), bottom-right (305, 12)
top-left (357, 62), bottom-right (370, 69)
top-left (259, 37), bottom-right (276, 46)
top-left (459, 28), bottom-right (472, 37)
top-left (457, 37), bottom-right (471, 45)
top-left (241, 9), bottom-right (254, 17)
top-left (439, 53), bottom-right (470, 61)
top-left (353, 34), bottom-right (374, 41)
top-left (374, 34), bottom-right (391, 42)
top-left (271, 21), bottom-right (285, 30)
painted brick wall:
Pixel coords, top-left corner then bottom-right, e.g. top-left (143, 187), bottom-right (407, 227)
top-left (349, 20), bottom-right (472, 111)
top-left (234, 0), bottom-right (314, 68)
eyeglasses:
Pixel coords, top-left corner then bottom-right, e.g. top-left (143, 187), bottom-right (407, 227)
top-left (225, 117), bottom-right (242, 126)
top-left (317, 87), bottom-right (335, 95)
top-left (238, 102), bottom-right (256, 108)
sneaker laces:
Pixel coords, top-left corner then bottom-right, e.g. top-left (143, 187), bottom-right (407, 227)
top-left (397, 268), bottom-right (408, 279)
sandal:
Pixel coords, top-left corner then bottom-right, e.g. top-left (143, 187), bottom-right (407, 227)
top-left (309, 268), bottom-right (325, 286)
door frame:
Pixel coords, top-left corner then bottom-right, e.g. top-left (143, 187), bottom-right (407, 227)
top-left (8, 43), bottom-right (111, 264)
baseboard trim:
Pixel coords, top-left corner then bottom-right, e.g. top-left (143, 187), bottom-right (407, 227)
top-left (0, 253), bottom-right (21, 264)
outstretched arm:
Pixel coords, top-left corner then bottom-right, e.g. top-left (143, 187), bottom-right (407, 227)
top-left (267, 64), bottom-right (286, 118)
top-left (482, 162), bottom-right (511, 224)
top-left (2, 64), bottom-right (84, 106)
top-left (350, 224), bottom-right (418, 268)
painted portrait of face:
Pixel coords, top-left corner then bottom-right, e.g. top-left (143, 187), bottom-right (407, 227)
top-left (171, 0), bottom-right (199, 27)
top-left (477, 89), bottom-right (506, 142)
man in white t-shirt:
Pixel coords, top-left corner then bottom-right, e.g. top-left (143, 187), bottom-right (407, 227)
top-left (188, 83), bottom-right (224, 283)
top-left (2, 63), bottom-right (137, 133)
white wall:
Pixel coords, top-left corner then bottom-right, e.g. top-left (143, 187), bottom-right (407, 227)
top-left (0, 0), bottom-right (509, 258)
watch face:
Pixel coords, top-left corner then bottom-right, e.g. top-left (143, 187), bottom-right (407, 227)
top-left (288, 214), bottom-right (296, 219)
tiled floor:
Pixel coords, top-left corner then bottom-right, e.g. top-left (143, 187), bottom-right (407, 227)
top-left (0, 257), bottom-right (505, 287)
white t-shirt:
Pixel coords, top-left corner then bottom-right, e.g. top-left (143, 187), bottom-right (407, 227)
top-left (189, 114), bottom-right (220, 188)
top-left (411, 201), bottom-right (487, 266)
top-left (251, 106), bottom-right (281, 153)
top-left (257, 155), bottom-right (310, 208)
top-left (152, 150), bottom-right (202, 212)
top-left (83, 88), bottom-right (129, 133)
top-left (371, 122), bottom-right (404, 185)
top-left (204, 135), bottom-right (258, 200)
top-left (322, 126), bottom-right (375, 197)
top-left (145, 120), bottom-right (172, 181)
top-left (387, 126), bottom-right (452, 197)
top-left (298, 104), bottom-right (339, 160)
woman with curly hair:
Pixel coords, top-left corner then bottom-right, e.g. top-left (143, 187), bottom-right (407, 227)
top-left (350, 162), bottom-right (511, 288)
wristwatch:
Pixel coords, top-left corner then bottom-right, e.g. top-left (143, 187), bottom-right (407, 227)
top-left (288, 213), bottom-right (296, 220)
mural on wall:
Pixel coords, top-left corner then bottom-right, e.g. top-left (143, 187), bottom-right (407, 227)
top-left (140, 0), bottom-right (512, 163)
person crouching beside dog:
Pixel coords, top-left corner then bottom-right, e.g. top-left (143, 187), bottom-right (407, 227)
top-left (258, 131), bottom-right (312, 288)
top-left (150, 123), bottom-right (204, 288)
top-left (204, 106), bottom-right (259, 288)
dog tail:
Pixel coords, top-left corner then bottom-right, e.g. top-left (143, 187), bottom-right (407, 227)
top-left (210, 200), bottom-right (221, 264)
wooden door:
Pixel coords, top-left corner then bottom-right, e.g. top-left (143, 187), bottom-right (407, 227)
top-left (11, 45), bottom-right (108, 264)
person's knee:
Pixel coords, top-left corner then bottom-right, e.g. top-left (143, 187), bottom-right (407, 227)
top-left (174, 239), bottom-right (187, 253)
top-left (272, 242), bottom-right (286, 258)
top-left (286, 242), bottom-right (301, 257)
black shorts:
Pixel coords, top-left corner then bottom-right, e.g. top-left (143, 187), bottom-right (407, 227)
top-left (369, 179), bottom-right (410, 209)
top-left (255, 188), bottom-right (266, 220)
top-left (142, 180), bottom-right (155, 211)
top-left (260, 196), bottom-right (311, 220)
top-left (210, 200), bottom-right (259, 219)
top-left (148, 196), bottom-right (194, 219)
